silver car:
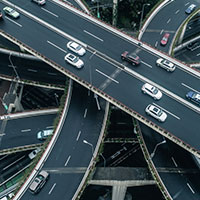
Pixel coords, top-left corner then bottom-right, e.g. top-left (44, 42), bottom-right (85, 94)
top-left (141, 83), bottom-right (162, 100)
top-left (29, 170), bottom-right (49, 194)
top-left (145, 104), bottom-right (167, 122)
top-left (3, 7), bottom-right (20, 19)
top-left (67, 41), bottom-right (86, 56)
top-left (28, 147), bottom-right (41, 160)
top-left (64, 53), bottom-right (84, 69)
top-left (31, 0), bottom-right (46, 5)
top-left (37, 129), bottom-right (53, 140)
top-left (156, 58), bottom-right (176, 72)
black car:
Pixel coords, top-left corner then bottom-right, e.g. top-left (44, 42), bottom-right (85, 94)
top-left (121, 51), bottom-right (140, 65)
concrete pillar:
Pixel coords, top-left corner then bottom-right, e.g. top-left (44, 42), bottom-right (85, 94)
top-left (112, 0), bottom-right (118, 26)
top-left (112, 185), bottom-right (127, 200)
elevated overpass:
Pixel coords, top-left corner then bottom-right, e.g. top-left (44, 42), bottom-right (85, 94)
top-left (0, 0), bottom-right (198, 157)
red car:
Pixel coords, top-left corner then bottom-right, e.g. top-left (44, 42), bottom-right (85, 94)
top-left (121, 51), bottom-right (140, 65)
top-left (160, 33), bottom-right (170, 46)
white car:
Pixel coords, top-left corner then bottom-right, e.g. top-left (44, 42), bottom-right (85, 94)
top-left (31, 0), bottom-right (46, 5)
top-left (145, 104), bottom-right (167, 122)
top-left (29, 170), bottom-right (49, 194)
top-left (28, 147), bottom-right (41, 160)
top-left (156, 58), bottom-right (176, 72)
top-left (37, 129), bottom-right (53, 140)
top-left (67, 41), bottom-right (86, 56)
top-left (141, 83), bottom-right (162, 100)
top-left (64, 53), bottom-right (84, 69)
top-left (3, 7), bottom-right (20, 19)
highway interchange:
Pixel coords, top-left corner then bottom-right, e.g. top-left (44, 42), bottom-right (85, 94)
top-left (20, 83), bottom-right (107, 200)
top-left (0, 0), bottom-right (199, 153)
top-left (0, 0), bottom-right (199, 199)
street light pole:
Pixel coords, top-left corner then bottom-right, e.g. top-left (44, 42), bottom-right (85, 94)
top-left (100, 153), bottom-right (106, 167)
top-left (139, 3), bottom-right (150, 31)
top-left (83, 140), bottom-right (94, 158)
top-left (150, 139), bottom-right (166, 159)
top-left (9, 52), bottom-right (20, 81)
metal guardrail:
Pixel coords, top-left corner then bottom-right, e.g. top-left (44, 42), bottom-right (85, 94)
top-left (133, 118), bottom-right (172, 200)
top-left (104, 138), bottom-right (138, 143)
top-left (0, 143), bottom-right (43, 156)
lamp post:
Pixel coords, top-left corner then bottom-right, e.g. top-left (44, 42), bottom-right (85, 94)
top-left (83, 140), bottom-right (94, 158)
top-left (139, 3), bottom-right (150, 31)
top-left (150, 139), bottom-right (166, 159)
top-left (9, 52), bottom-right (20, 81)
top-left (54, 93), bottom-right (59, 106)
top-left (100, 153), bottom-right (106, 167)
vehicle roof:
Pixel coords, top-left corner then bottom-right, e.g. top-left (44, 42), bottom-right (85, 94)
top-left (4, 7), bottom-right (13, 11)
top-left (128, 53), bottom-right (139, 59)
top-left (148, 105), bottom-right (160, 113)
top-left (144, 83), bottom-right (154, 90)
top-left (162, 60), bottom-right (174, 67)
top-left (39, 170), bottom-right (49, 178)
top-left (70, 42), bottom-right (79, 48)
top-left (67, 53), bottom-right (76, 61)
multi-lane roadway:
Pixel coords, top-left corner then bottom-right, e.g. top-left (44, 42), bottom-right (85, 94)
top-left (0, 0), bottom-right (199, 154)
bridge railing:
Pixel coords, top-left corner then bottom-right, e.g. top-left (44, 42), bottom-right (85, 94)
top-left (133, 118), bottom-right (172, 200)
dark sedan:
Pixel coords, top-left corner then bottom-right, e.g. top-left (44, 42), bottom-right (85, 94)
top-left (121, 51), bottom-right (140, 65)
top-left (186, 91), bottom-right (200, 106)
top-left (185, 4), bottom-right (196, 14)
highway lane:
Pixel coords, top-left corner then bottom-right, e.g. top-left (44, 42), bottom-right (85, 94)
top-left (0, 113), bottom-right (56, 150)
top-left (103, 69), bottom-right (200, 150)
top-left (141, 0), bottom-right (200, 51)
top-left (20, 83), bottom-right (106, 200)
top-left (140, 123), bottom-right (200, 200)
top-left (0, 52), bottom-right (66, 86)
top-left (0, 2), bottom-right (199, 152)
top-left (1, 0), bottom-right (200, 99)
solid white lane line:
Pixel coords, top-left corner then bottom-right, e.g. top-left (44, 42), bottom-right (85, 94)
top-left (0, 154), bottom-right (8, 161)
top-left (191, 45), bottom-right (200, 51)
top-left (160, 29), bottom-right (164, 35)
top-left (64, 155), bottom-right (71, 166)
top-left (187, 183), bottom-right (195, 193)
top-left (96, 69), bottom-right (119, 83)
top-left (41, 8), bottom-right (58, 17)
top-left (3, 155), bottom-right (25, 170)
top-left (153, 103), bottom-right (180, 120)
top-left (185, 2), bottom-right (189, 6)
top-left (141, 61), bottom-right (152, 68)
top-left (21, 129), bottom-right (31, 133)
top-left (5, 16), bottom-right (22, 27)
top-left (47, 40), bottom-right (67, 53)
top-left (84, 30), bottom-right (103, 42)
top-left (155, 41), bottom-right (158, 47)
top-left (48, 72), bottom-right (57, 75)
top-left (76, 131), bottom-right (81, 141)
top-left (171, 157), bottom-right (178, 167)
top-left (48, 183), bottom-right (56, 195)
top-left (175, 9), bottom-right (180, 14)
top-left (167, 18), bottom-right (171, 24)
top-left (181, 83), bottom-right (200, 93)
top-left (46, 126), bottom-right (54, 129)
top-left (84, 108), bottom-right (87, 118)
top-left (28, 69), bottom-right (37, 72)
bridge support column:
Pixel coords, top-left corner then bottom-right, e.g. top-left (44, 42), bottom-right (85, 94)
top-left (112, 185), bottom-right (127, 200)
